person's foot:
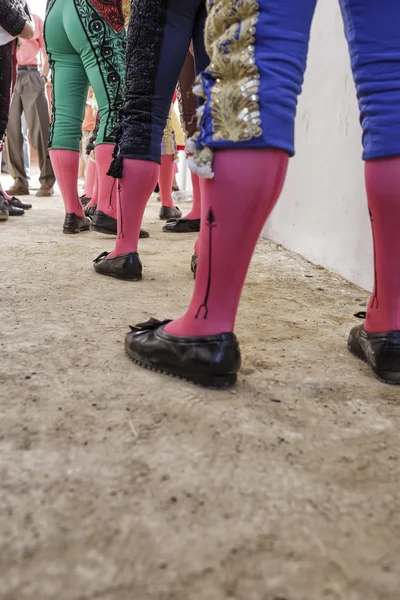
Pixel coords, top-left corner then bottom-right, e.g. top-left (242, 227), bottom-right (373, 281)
top-left (84, 204), bottom-right (97, 218)
top-left (125, 318), bottom-right (241, 388)
top-left (63, 213), bottom-right (91, 234)
top-left (348, 323), bottom-right (400, 384)
top-left (191, 254), bottom-right (198, 279)
top-left (6, 183), bottom-right (30, 196)
top-left (80, 195), bottom-right (91, 207)
top-left (36, 185), bottom-right (54, 197)
top-left (4, 200), bottom-right (24, 216)
top-left (91, 210), bottom-right (149, 238)
top-left (91, 210), bottom-right (117, 235)
top-left (7, 196), bottom-right (32, 210)
top-left (163, 218), bottom-right (201, 233)
top-left (93, 251), bottom-right (142, 280)
top-left (159, 205), bottom-right (182, 221)
top-left (0, 196), bottom-right (9, 221)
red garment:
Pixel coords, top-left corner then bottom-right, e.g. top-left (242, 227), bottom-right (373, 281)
top-left (88, 0), bottom-right (124, 33)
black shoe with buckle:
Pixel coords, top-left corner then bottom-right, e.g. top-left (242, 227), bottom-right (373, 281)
top-left (91, 210), bottom-right (149, 238)
top-left (125, 318), bottom-right (241, 388)
top-left (93, 251), bottom-right (142, 281)
top-left (348, 319), bottom-right (400, 384)
top-left (163, 218), bottom-right (200, 233)
top-left (63, 213), bottom-right (91, 234)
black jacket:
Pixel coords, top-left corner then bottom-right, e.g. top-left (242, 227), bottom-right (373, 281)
top-left (0, 0), bottom-right (27, 37)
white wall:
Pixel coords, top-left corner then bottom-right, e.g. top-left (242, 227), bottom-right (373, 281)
top-left (263, 0), bottom-right (373, 291)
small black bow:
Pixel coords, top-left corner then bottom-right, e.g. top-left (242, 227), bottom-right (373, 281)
top-left (354, 311), bottom-right (366, 319)
top-left (129, 318), bottom-right (171, 333)
top-left (93, 251), bottom-right (109, 262)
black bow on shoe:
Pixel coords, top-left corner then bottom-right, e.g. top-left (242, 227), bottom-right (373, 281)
top-left (93, 251), bottom-right (109, 263)
top-left (129, 318), bottom-right (171, 334)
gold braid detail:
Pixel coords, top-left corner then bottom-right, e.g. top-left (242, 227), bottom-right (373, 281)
top-left (205, 0), bottom-right (262, 142)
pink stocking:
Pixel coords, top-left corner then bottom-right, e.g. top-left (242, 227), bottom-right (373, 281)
top-left (96, 144), bottom-right (117, 219)
top-left (49, 149), bottom-right (84, 215)
top-left (165, 149), bottom-right (289, 337)
top-left (159, 154), bottom-right (175, 208)
top-left (365, 157), bottom-right (400, 332)
top-left (107, 158), bottom-right (159, 259)
top-left (184, 172), bottom-right (201, 220)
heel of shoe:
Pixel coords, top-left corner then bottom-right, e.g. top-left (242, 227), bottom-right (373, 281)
top-left (375, 346), bottom-right (400, 384)
top-left (194, 371), bottom-right (237, 388)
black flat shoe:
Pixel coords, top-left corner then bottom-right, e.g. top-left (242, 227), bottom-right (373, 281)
top-left (125, 318), bottom-right (241, 388)
top-left (91, 210), bottom-right (149, 238)
top-left (191, 254), bottom-right (198, 279)
top-left (5, 200), bottom-right (24, 216)
top-left (93, 251), bottom-right (142, 281)
top-left (8, 196), bottom-right (32, 210)
top-left (159, 206), bottom-right (182, 221)
top-left (0, 197), bottom-right (9, 221)
top-left (84, 204), bottom-right (97, 217)
top-left (80, 195), bottom-right (91, 207)
top-left (91, 210), bottom-right (117, 235)
top-left (163, 218), bottom-right (201, 233)
top-left (348, 323), bottom-right (400, 384)
top-left (63, 213), bottom-right (91, 234)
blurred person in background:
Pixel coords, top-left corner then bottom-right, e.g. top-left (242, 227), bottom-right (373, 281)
top-left (6, 10), bottom-right (55, 197)
top-left (0, 1), bottom-right (34, 221)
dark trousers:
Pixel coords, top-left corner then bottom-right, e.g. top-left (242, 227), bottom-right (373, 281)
top-left (119, 0), bottom-right (208, 164)
top-left (6, 68), bottom-right (55, 188)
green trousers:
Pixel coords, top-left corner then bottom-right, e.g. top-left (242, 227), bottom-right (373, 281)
top-left (44, 0), bottom-right (125, 151)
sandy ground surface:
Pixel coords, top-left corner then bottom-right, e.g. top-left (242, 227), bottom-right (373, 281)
top-left (1, 182), bottom-right (400, 600)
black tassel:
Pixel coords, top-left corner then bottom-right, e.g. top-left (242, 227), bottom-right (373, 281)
top-left (107, 156), bottom-right (123, 179)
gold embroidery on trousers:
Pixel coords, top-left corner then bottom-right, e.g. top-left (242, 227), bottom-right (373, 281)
top-left (205, 0), bottom-right (262, 142)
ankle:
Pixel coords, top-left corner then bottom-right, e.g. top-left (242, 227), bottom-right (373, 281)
top-left (164, 316), bottom-right (233, 338)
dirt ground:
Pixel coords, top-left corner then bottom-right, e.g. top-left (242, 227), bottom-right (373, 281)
top-left (1, 182), bottom-right (400, 600)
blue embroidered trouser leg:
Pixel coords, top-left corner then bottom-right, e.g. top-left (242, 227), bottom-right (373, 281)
top-left (196, 0), bottom-right (400, 162)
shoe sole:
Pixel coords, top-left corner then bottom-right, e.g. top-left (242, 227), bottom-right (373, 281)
top-left (91, 225), bottom-right (116, 236)
top-left (163, 227), bottom-right (199, 233)
top-left (159, 216), bottom-right (182, 222)
top-left (94, 269), bottom-right (142, 281)
top-left (0, 215), bottom-right (9, 221)
top-left (91, 225), bottom-right (149, 239)
top-left (347, 343), bottom-right (400, 385)
top-left (63, 227), bottom-right (91, 234)
top-left (125, 344), bottom-right (237, 389)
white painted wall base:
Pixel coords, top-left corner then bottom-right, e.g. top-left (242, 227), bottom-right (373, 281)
top-left (262, 0), bottom-right (373, 292)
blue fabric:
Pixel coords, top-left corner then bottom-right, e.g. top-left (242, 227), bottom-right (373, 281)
top-left (120, 0), bottom-right (208, 163)
top-left (197, 0), bottom-right (400, 161)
